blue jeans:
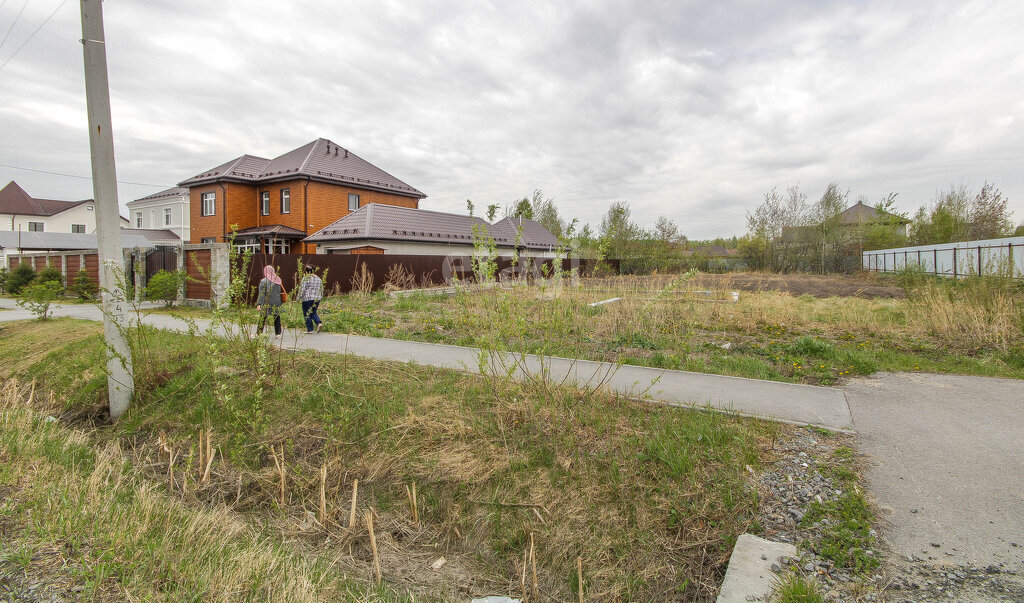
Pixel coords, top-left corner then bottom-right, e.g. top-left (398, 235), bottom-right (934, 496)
top-left (302, 299), bottom-right (321, 332)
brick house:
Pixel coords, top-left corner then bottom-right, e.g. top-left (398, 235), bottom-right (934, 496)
top-left (179, 138), bottom-right (425, 253)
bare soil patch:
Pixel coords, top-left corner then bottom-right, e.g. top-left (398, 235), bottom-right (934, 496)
top-left (695, 272), bottom-right (906, 299)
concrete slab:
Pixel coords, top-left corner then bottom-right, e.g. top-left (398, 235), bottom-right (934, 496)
top-left (717, 534), bottom-right (796, 602)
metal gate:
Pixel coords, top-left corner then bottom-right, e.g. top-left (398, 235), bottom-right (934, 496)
top-left (144, 246), bottom-right (179, 282)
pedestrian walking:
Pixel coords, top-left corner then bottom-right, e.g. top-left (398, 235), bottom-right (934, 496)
top-left (256, 265), bottom-right (284, 338)
top-left (298, 264), bottom-right (324, 334)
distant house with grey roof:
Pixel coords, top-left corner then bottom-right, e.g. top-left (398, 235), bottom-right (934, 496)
top-left (178, 138), bottom-right (425, 253)
top-left (305, 205), bottom-right (561, 257)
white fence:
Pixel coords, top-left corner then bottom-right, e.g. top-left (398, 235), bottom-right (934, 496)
top-left (862, 236), bottom-right (1024, 278)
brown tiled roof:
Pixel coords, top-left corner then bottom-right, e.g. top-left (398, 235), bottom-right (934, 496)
top-left (130, 186), bottom-right (189, 204)
top-left (234, 224), bottom-right (307, 238)
top-left (178, 138), bottom-right (425, 198)
top-left (0, 181), bottom-right (91, 216)
top-left (492, 217), bottom-right (560, 249)
top-left (305, 205), bottom-right (559, 250)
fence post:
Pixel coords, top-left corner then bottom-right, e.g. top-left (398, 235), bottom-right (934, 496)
top-left (933, 249), bottom-right (938, 275)
top-left (977, 246), bottom-right (982, 276)
top-left (1010, 243), bottom-right (1015, 278)
top-left (952, 247), bottom-right (957, 278)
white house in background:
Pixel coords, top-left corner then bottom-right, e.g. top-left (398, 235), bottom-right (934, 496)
top-left (0, 181), bottom-right (129, 234)
top-left (126, 186), bottom-right (190, 241)
top-left (304, 204), bottom-right (561, 257)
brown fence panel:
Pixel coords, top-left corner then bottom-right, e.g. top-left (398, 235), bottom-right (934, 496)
top-left (33, 256), bottom-right (47, 271)
top-left (186, 249), bottom-right (212, 300)
top-left (66, 254), bottom-right (81, 276)
top-left (238, 253), bottom-right (615, 302)
top-left (83, 254), bottom-right (100, 287)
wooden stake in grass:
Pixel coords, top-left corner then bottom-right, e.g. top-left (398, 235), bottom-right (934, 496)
top-left (530, 532), bottom-right (538, 597)
top-left (269, 444), bottom-right (286, 507)
top-left (318, 463), bottom-right (327, 524)
top-left (577, 556), bottom-right (583, 603)
top-left (405, 482), bottom-right (418, 527)
top-left (365, 510), bottom-right (381, 586)
top-left (520, 547), bottom-right (529, 603)
top-left (348, 479), bottom-right (359, 529)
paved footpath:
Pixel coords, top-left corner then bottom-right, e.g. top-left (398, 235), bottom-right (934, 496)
top-left (0, 299), bottom-right (854, 429)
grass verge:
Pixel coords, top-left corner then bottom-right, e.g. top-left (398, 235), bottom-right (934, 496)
top-left (0, 318), bottom-right (782, 600)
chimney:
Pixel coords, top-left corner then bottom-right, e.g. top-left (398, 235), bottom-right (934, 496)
top-left (325, 143), bottom-right (330, 155)
top-left (344, 149), bottom-right (348, 158)
top-left (334, 146), bottom-right (338, 157)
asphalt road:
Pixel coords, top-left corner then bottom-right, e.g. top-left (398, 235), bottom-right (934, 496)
top-left (845, 372), bottom-right (1024, 571)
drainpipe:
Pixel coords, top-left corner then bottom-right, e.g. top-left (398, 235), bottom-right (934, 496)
top-left (303, 179), bottom-right (309, 253)
top-left (218, 183), bottom-right (227, 242)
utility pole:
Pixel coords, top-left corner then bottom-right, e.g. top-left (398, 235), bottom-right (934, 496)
top-left (80, 0), bottom-right (133, 421)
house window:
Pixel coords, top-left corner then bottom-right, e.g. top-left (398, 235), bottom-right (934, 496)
top-left (135, 211), bottom-right (143, 228)
top-left (348, 193), bottom-right (359, 211)
top-left (86, 204), bottom-right (94, 211)
top-left (164, 208), bottom-right (172, 226)
top-left (280, 188), bottom-right (290, 214)
top-left (263, 239), bottom-right (289, 255)
top-left (28, 222), bottom-right (44, 232)
top-left (72, 224), bottom-right (86, 234)
top-left (200, 237), bottom-right (216, 244)
top-left (201, 192), bottom-right (216, 216)
top-left (235, 240), bottom-right (260, 254)
top-left (261, 192), bottom-right (270, 216)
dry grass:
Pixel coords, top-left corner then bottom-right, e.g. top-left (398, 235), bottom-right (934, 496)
top-left (0, 319), bottom-right (782, 601)
top-left (312, 272), bottom-right (1024, 384)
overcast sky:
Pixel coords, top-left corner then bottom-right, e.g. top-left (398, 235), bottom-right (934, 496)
top-left (1, 0), bottom-right (1022, 239)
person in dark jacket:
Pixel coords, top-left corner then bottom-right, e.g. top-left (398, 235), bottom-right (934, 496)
top-left (255, 265), bottom-right (284, 338)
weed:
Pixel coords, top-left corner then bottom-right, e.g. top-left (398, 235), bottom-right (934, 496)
top-left (775, 572), bottom-right (825, 602)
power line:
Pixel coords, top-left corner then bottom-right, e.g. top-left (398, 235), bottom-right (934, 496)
top-left (0, 161), bottom-right (170, 187)
top-left (0, 0), bottom-right (69, 73)
top-left (0, 0), bottom-right (28, 53)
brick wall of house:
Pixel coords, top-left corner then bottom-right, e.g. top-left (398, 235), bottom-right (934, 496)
top-left (189, 179), bottom-right (420, 252)
top-left (303, 181), bottom-right (419, 253)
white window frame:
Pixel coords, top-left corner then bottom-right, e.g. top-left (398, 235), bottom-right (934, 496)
top-left (280, 188), bottom-right (290, 214)
top-left (235, 240), bottom-right (260, 254)
top-left (135, 211), bottom-right (143, 228)
top-left (164, 208), bottom-right (172, 226)
top-left (72, 224), bottom-right (86, 234)
top-left (261, 191), bottom-right (270, 216)
top-left (201, 192), bottom-right (216, 216)
top-left (200, 237), bottom-right (216, 244)
top-left (348, 193), bottom-right (359, 211)
top-left (263, 239), bottom-right (289, 255)
top-left (28, 222), bottom-right (44, 232)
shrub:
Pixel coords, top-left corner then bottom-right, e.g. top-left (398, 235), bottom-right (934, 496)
top-left (16, 280), bottom-right (63, 319)
top-left (0, 267), bottom-right (7, 294)
top-left (145, 270), bottom-right (187, 307)
top-left (36, 265), bottom-right (65, 291)
top-left (6, 263), bottom-right (36, 295)
top-left (71, 268), bottom-right (98, 300)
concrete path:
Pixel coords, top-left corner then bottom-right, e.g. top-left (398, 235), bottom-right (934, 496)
top-left (845, 372), bottom-right (1024, 571)
top-left (0, 299), bottom-right (855, 430)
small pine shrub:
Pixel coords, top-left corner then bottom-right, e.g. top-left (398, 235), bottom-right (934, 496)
top-left (0, 267), bottom-right (7, 294)
top-left (36, 265), bottom-right (65, 291)
top-left (71, 268), bottom-right (98, 300)
top-left (6, 263), bottom-right (36, 295)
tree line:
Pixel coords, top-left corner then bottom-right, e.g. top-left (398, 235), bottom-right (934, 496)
top-left (738, 181), bottom-right (1020, 273)
top-left (468, 190), bottom-right (738, 274)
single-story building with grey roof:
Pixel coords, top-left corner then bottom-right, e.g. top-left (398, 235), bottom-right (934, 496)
top-left (304, 204), bottom-right (562, 257)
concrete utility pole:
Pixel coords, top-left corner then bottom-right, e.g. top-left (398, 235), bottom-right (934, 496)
top-left (80, 0), bottom-right (134, 420)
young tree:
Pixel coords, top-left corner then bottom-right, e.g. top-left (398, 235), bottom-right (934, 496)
top-left (910, 184), bottom-right (970, 244)
top-left (653, 215), bottom-right (679, 242)
top-left (529, 190), bottom-right (564, 239)
top-left (598, 201), bottom-right (639, 261)
top-left (968, 182), bottom-right (1013, 240)
top-left (511, 197), bottom-right (533, 219)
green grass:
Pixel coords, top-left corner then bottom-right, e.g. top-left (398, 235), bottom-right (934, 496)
top-left (126, 273), bottom-right (1024, 386)
top-left (775, 573), bottom-right (825, 602)
top-left (0, 318), bottom-right (781, 600)
top-left (801, 445), bottom-right (879, 574)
